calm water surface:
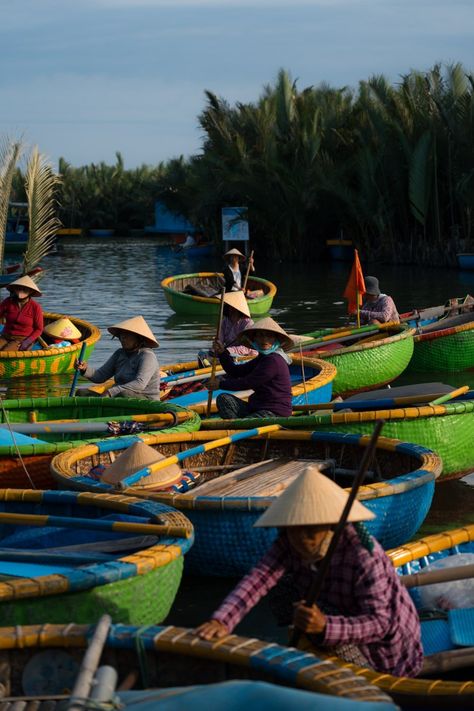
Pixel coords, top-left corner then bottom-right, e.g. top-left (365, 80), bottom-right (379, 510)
top-left (5, 238), bottom-right (474, 636)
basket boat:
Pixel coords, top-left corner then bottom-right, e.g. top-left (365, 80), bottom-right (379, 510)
top-left (409, 311), bottom-right (474, 372)
top-left (161, 272), bottom-right (276, 317)
top-left (0, 489), bottom-right (193, 625)
top-left (301, 525), bottom-right (474, 710)
top-left (0, 397), bottom-right (200, 489)
top-left (51, 428), bottom-right (441, 575)
top-left (203, 382), bottom-right (474, 482)
top-left (0, 623), bottom-right (394, 707)
top-left (0, 312), bottom-right (101, 379)
top-left (299, 324), bottom-right (415, 396)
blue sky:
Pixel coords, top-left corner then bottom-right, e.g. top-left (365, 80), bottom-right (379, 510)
top-left (1, 0), bottom-right (473, 169)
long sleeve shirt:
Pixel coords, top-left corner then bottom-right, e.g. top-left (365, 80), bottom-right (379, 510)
top-left (220, 316), bottom-right (257, 356)
top-left (360, 295), bottom-right (399, 324)
top-left (0, 297), bottom-right (43, 347)
top-left (218, 349), bottom-right (292, 416)
top-left (212, 526), bottom-right (423, 678)
top-left (84, 348), bottom-right (160, 400)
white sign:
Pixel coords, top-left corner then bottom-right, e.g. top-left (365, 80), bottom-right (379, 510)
top-left (221, 207), bottom-right (249, 241)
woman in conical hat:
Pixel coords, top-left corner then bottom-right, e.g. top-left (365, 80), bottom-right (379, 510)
top-left (0, 275), bottom-right (43, 351)
top-left (197, 291), bottom-right (257, 367)
top-left (206, 316), bottom-right (294, 419)
top-left (196, 463), bottom-right (423, 679)
top-left (43, 317), bottom-right (82, 346)
top-left (75, 315), bottom-right (161, 400)
top-left (223, 248), bottom-right (255, 293)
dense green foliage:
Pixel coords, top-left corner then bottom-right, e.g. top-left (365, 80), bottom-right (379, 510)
top-left (17, 63), bottom-right (474, 264)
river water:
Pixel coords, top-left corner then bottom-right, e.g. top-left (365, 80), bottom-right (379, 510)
top-left (4, 237), bottom-right (474, 636)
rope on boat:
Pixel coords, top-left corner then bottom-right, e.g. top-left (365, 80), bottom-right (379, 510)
top-left (0, 394), bottom-right (36, 489)
top-left (299, 341), bottom-right (309, 405)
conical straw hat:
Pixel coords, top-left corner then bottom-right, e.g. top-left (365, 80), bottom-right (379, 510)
top-left (224, 248), bottom-right (245, 260)
top-left (221, 290), bottom-right (250, 318)
top-left (43, 318), bottom-right (82, 340)
top-left (108, 316), bottom-right (159, 348)
top-left (101, 441), bottom-right (182, 489)
top-left (7, 275), bottom-right (42, 296)
top-left (236, 317), bottom-right (295, 351)
top-left (254, 463), bottom-right (375, 527)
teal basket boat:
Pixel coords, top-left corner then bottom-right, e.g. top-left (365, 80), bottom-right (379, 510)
top-left (161, 272), bottom-right (276, 317)
top-left (0, 488), bottom-right (193, 625)
top-left (51, 428), bottom-right (441, 575)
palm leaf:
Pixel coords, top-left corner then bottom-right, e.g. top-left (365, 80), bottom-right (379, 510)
top-left (23, 148), bottom-right (61, 273)
top-left (409, 131), bottom-right (432, 226)
top-left (0, 139), bottom-right (22, 271)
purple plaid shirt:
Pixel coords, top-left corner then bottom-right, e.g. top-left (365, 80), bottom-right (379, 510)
top-left (360, 295), bottom-right (399, 324)
top-left (212, 525), bottom-right (423, 677)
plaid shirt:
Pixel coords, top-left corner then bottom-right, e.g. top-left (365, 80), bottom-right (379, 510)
top-left (212, 525), bottom-right (423, 677)
top-left (360, 294), bottom-right (399, 324)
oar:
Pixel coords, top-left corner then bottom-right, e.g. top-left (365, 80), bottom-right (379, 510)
top-left (428, 385), bottom-right (469, 406)
top-left (68, 615), bottom-right (112, 711)
top-left (0, 420), bottom-right (175, 435)
top-left (242, 249), bottom-right (254, 292)
top-left (69, 341), bottom-right (87, 397)
top-left (116, 424), bottom-right (281, 490)
top-left (401, 563), bottom-right (474, 589)
top-left (206, 287), bottom-right (226, 416)
top-left (0, 512), bottom-right (191, 539)
top-left (40, 411), bottom-right (187, 426)
top-left (288, 324), bottom-right (394, 354)
top-left (290, 419), bottom-right (384, 647)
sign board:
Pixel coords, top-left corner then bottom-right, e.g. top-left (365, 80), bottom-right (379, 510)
top-left (221, 207), bottom-right (249, 241)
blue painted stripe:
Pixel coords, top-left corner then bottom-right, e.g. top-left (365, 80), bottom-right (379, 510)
top-left (395, 441), bottom-right (433, 458)
top-left (96, 435), bottom-right (143, 453)
top-left (249, 647), bottom-right (324, 684)
top-left (310, 431), bottom-right (363, 445)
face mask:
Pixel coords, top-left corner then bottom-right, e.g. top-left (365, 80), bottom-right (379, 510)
top-left (251, 339), bottom-right (280, 355)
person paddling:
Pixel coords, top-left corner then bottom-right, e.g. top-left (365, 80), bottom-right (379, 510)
top-left (0, 275), bottom-right (43, 351)
top-left (360, 276), bottom-right (399, 325)
top-left (75, 315), bottom-right (161, 399)
top-left (198, 291), bottom-right (257, 367)
top-left (223, 248), bottom-right (254, 292)
top-left (196, 463), bottom-right (423, 678)
top-left (207, 317), bottom-right (293, 419)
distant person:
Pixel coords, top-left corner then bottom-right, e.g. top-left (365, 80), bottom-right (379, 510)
top-left (207, 317), bottom-right (294, 419)
top-left (223, 248), bottom-right (254, 292)
top-left (198, 291), bottom-right (257, 367)
top-left (360, 276), bottom-right (399, 325)
top-left (0, 275), bottom-right (43, 351)
top-left (182, 233), bottom-right (196, 249)
top-left (75, 316), bottom-right (161, 400)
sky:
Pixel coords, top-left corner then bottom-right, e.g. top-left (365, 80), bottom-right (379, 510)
top-left (1, 0), bottom-right (473, 170)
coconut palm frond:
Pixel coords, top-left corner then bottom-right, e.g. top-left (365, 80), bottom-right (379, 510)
top-left (409, 131), bottom-right (432, 226)
top-left (23, 148), bottom-right (62, 273)
top-left (0, 139), bottom-right (23, 270)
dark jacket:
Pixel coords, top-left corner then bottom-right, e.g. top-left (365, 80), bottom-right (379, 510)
top-left (223, 264), bottom-right (243, 292)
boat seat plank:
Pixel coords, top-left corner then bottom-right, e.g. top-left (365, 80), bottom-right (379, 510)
top-left (344, 382), bottom-right (454, 403)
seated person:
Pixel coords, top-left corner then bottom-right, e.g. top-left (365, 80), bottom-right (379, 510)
top-left (75, 315), bottom-right (160, 400)
top-left (360, 277), bottom-right (399, 325)
top-left (42, 317), bottom-right (82, 348)
top-left (207, 316), bottom-right (294, 419)
top-left (0, 275), bottom-right (43, 351)
top-left (223, 248), bottom-right (258, 295)
top-left (198, 291), bottom-right (257, 366)
top-left (196, 463), bottom-right (423, 678)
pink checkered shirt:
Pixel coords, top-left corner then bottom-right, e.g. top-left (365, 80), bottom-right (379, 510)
top-left (212, 525), bottom-right (423, 677)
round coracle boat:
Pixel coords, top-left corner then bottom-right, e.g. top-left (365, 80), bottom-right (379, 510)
top-left (409, 311), bottom-right (474, 372)
top-left (161, 272), bottom-right (276, 317)
top-left (51, 427), bottom-right (441, 575)
top-left (0, 488), bottom-right (193, 625)
top-left (0, 312), bottom-right (101, 379)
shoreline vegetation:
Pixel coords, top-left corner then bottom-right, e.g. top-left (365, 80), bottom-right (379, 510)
top-left (11, 63), bottom-right (474, 266)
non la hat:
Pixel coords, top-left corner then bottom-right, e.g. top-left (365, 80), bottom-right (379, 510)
top-left (101, 441), bottom-right (182, 489)
top-left (236, 316), bottom-right (295, 352)
top-left (254, 463), bottom-right (375, 528)
top-left (43, 317), bottom-right (81, 340)
top-left (364, 276), bottom-right (381, 296)
top-left (224, 248), bottom-right (245, 260)
top-left (7, 275), bottom-right (42, 296)
top-left (108, 316), bottom-right (159, 348)
top-left (221, 290), bottom-right (251, 318)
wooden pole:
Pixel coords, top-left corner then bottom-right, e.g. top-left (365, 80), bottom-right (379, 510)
top-left (69, 341), bottom-right (87, 397)
top-left (428, 385), bottom-right (469, 406)
top-left (67, 614), bottom-right (111, 711)
top-left (242, 249), bottom-right (254, 293)
top-left (290, 419), bottom-right (384, 647)
top-left (401, 562), bottom-right (474, 589)
top-left (206, 287), bottom-right (226, 416)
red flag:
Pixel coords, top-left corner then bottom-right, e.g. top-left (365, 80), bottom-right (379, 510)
top-left (343, 249), bottom-right (366, 314)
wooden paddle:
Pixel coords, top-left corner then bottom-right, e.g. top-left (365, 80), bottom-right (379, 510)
top-left (68, 614), bottom-right (112, 711)
top-left (206, 287), bottom-right (226, 416)
top-left (242, 249), bottom-right (254, 292)
top-left (428, 385), bottom-right (469, 406)
top-left (290, 419), bottom-right (385, 647)
top-left (69, 341), bottom-right (87, 397)
top-left (401, 563), bottom-right (474, 589)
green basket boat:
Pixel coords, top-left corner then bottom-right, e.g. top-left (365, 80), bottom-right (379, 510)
top-left (0, 488), bottom-right (193, 625)
top-left (408, 311), bottom-right (474, 372)
top-left (0, 312), bottom-right (101, 379)
top-left (0, 397), bottom-right (200, 489)
top-left (161, 272), bottom-right (276, 316)
top-left (299, 324), bottom-right (415, 396)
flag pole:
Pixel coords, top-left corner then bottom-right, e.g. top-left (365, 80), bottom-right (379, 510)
top-left (356, 288), bottom-right (360, 328)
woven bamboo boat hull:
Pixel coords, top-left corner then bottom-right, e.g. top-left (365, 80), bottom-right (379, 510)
top-left (409, 321), bottom-right (474, 371)
top-left (303, 325), bottom-right (415, 396)
top-left (300, 524), bottom-right (474, 710)
top-left (51, 430), bottom-right (441, 576)
top-left (0, 313), bottom-right (101, 379)
top-left (0, 489), bottom-right (193, 625)
top-left (161, 272), bottom-right (276, 316)
top-left (217, 401), bottom-right (474, 481)
top-left (0, 398), bottom-right (200, 489)
top-left (0, 623), bottom-right (394, 705)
